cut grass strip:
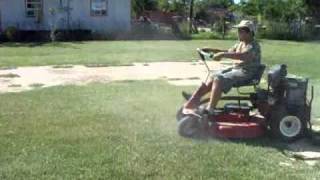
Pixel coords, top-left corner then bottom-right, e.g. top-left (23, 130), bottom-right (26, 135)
top-left (0, 81), bottom-right (319, 179)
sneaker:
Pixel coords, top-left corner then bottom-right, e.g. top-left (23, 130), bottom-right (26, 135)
top-left (182, 107), bottom-right (204, 119)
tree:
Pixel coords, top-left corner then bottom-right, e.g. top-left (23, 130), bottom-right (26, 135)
top-left (158, 0), bottom-right (171, 12)
top-left (236, 0), bottom-right (307, 22)
top-left (306, 0), bottom-right (320, 22)
top-left (132, 0), bottom-right (158, 17)
top-left (189, 0), bottom-right (195, 33)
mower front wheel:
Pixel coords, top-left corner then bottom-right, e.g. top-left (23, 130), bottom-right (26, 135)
top-left (178, 115), bottom-right (204, 138)
top-left (176, 107), bottom-right (186, 122)
top-left (270, 106), bottom-right (305, 142)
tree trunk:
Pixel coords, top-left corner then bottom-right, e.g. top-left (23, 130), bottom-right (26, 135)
top-left (222, 18), bottom-right (226, 39)
top-left (189, 0), bottom-right (194, 34)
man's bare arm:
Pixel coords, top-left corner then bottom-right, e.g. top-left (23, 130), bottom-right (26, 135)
top-left (221, 51), bottom-right (254, 62)
top-left (201, 47), bottom-right (228, 53)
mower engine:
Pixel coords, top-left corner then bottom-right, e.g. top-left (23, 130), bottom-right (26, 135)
top-left (261, 64), bottom-right (313, 141)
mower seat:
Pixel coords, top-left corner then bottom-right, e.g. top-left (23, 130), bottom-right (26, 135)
top-left (233, 64), bottom-right (266, 90)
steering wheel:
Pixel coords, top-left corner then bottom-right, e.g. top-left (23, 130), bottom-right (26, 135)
top-left (197, 48), bottom-right (214, 61)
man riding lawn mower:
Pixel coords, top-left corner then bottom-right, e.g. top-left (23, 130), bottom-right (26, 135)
top-left (177, 20), bottom-right (314, 142)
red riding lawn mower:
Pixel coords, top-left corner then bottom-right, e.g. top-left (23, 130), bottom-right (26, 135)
top-left (177, 49), bottom-right (314, 142)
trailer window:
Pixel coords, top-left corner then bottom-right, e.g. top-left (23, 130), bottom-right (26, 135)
top-left (26, 0), bottom-right (42, 17)
top-left (91, 0), bottom-right (108, 16)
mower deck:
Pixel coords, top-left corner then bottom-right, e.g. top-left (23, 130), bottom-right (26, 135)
top-left (209, 113), bottom-right (266, 139)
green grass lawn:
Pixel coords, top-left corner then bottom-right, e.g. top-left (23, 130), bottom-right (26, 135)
top-left (1, 39), bottom-right (319, 117)
top-left (1, 40), bottom-right (320, 179)
top-left (0, 81), bottom-right (319, 179)
top-left (0, 40), bottom-right (320, 78)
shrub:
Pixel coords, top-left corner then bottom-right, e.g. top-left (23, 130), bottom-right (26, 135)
top-left (53, 30), bottom-right (92, 41)
top-left (4, 26), bottom-right (20, 41)
top-left (0, 32), bottom-right (6, 42)
top-left (257, 21), bottom-right (317, 41)
top-left (212, 18), bottom-right (231, 39)
top-left (191, 30), bottom-right (238, 40)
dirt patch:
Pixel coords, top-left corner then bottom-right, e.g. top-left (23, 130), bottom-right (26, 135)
top-left (52, 65), bottom-right (74, 69)
top-left (0, 61), bottom-right (227, 93)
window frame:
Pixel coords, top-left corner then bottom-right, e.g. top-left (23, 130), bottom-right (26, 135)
top-left (25, 0), bottom-right (43, 18)
top-left (90, 0), bottom-right (108, 17)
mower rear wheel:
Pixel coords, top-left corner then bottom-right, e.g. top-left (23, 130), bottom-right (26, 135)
top-left (270, 106), bottom-right (305, 142)
top-left (178, 115), bottom-right (204, 138)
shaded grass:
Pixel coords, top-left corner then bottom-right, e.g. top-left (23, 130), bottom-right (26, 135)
top-left (0, 73), bottom-right (20, 78)
top-left (8, 84), bottom-right (22, 88)
top-left (52, 65), bottom-right (74, 69)
top-left (29, 83), bottom-right (45, 88)
top-left (0, 81), bottom-right (319, 179)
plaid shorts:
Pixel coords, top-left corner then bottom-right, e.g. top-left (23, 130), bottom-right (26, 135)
top-left (211, 67), bottom-right (254, 94)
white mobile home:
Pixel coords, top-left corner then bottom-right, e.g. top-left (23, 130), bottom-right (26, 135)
top-left (0, 0), bottom-right (131, 34)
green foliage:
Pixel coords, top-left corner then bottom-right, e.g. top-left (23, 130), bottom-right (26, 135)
top-left (258, 21), bottom-right (316, 41)
top-left (158, 0), bottom-right (193, 16)
top-left (195, 0), bottom-right (234, 22)
top-left (234, 0), bottom-right (318, 40)
top-left (213, 18), bottom-right (230, 38)
top-left (195, 0), bottom-right (234, 9)
top-left (192, 31), bottom-right (238, 40)
top-left (237, 0), bottom-right (307, 22)
top-left (169, 0), bottom-right (188, 15)
top-left (131, 0), bottom-right (158, 16)
top-left (158, 0), bottom-right (171, 11)
top-left (264, 0), bottom-right (307, 22)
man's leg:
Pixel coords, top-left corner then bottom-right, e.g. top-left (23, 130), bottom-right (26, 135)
top-left (206, 79), bottom-right (223, 110)
top-left (183, 80), bottom-right (213, 112)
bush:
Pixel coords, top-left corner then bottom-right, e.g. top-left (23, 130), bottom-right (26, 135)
top-left (4, 26), bottom-right (20, 41)
top-left (191, 30), bottom-right (238, 40)
top-left (53, 30), bottom-right (92, 41)
top-left (192, 32), bottom-right (219, 39)
top-left (0, 32), bottom-right (6, 42)
top-left (257, 21), bottom-right (316, 41)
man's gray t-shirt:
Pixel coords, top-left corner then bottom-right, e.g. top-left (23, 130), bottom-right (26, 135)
top-left (228, 40), bottom-right (261, 75)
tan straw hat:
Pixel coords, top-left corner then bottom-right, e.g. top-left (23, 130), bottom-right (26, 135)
top-left (233, 20), bottom-right (255, 33)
